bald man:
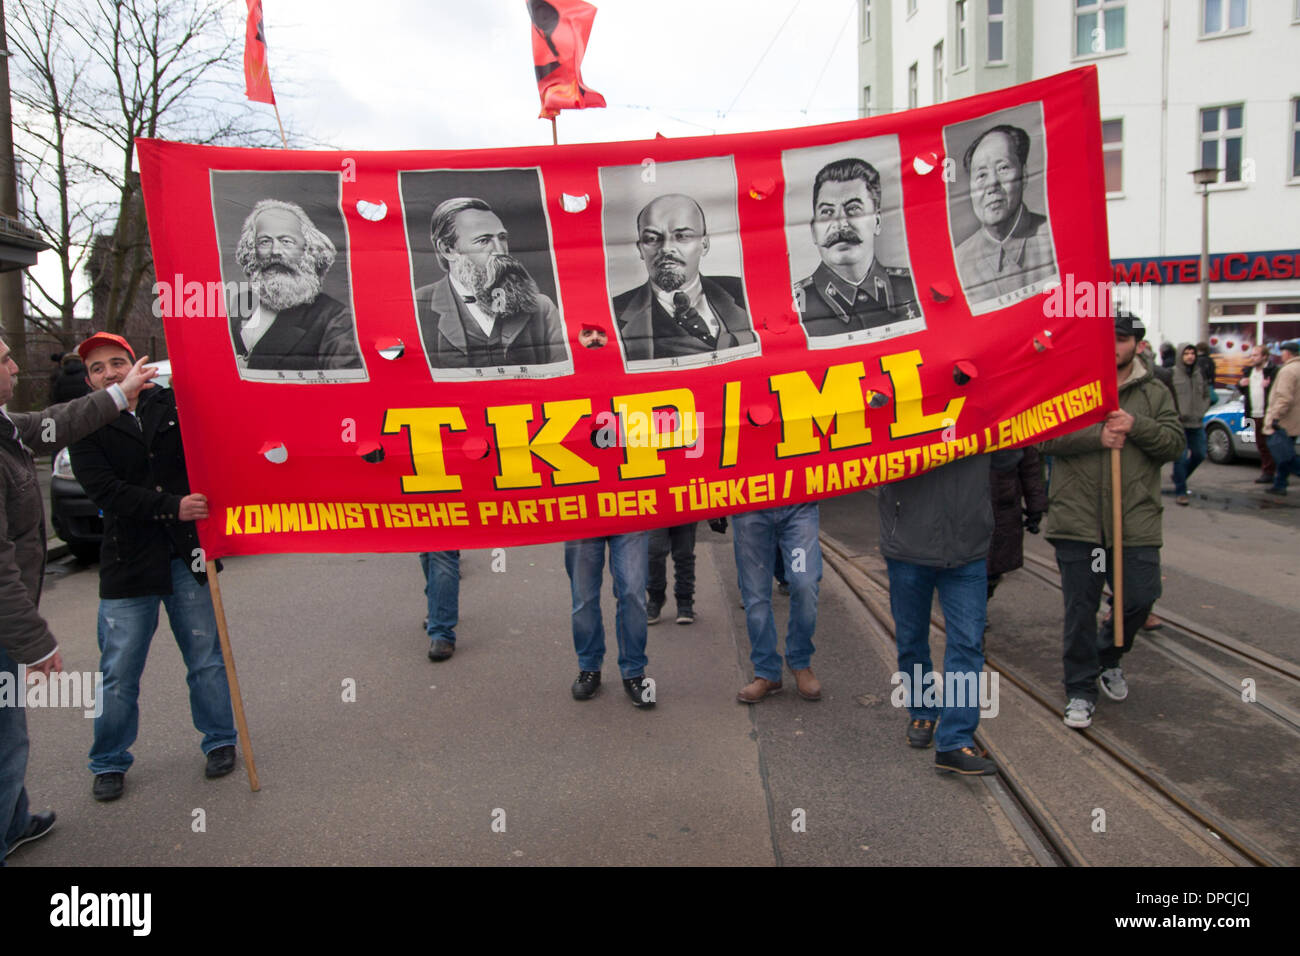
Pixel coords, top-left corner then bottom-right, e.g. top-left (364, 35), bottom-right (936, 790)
top-left (613, 193), bottom-right (756, 362)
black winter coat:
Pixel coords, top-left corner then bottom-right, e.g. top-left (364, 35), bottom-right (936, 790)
top-left (987, 447), bottom-right (1048, 578)
top-left (68, 387), bottom-right (208, 599)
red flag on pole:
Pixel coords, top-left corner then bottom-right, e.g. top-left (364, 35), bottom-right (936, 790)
top-left (527, 0), bottom-right (606, 119)
top-left (244, 0), bottom-right (276, 105)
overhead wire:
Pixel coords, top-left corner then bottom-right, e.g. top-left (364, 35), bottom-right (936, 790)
top-left (722, 0), bottom-right (805, 117)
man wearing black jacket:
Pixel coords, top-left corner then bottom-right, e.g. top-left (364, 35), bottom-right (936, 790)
top-left (68, 334), bottom-right (237, 802)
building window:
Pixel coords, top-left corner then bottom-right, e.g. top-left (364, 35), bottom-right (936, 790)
top-left (1075, 0), bottom-right (1126, 56)
top-left (1102, 119), bottom-right (1123, 193)
top-left (1202, 0), bottom-right (1248, 35)
top-left (863, 85), bottom-right (873, 118)
top-left (908, 63), bottom-right (918, 109)
top-left (987, 0), bottom-right (1005, 63)
top-left (956, 1), bottom-right (969, 69)
top-left (861, 0), bottom-right (872, 41)
top-left (1291, 97), bottom-right (1300, 180)
top-left (1200, 105), bottom-right (1245, 182)
top-left (933, 42), bottom-right (945, 102)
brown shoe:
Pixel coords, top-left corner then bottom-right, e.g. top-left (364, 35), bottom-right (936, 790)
top-left (737, 677), bottom-right (783, 704)
top-left (792, 667), bottom-right (822, 701)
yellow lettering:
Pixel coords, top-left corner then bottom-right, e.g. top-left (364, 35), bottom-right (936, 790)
top-left (770, 362), bottom-right (871, 457)
top-left (487, 399), bottom-right (599, 489)
top-left (383, 407), bottom-right (466, 492)
top-left (880, 349), bottom-right (965, 439)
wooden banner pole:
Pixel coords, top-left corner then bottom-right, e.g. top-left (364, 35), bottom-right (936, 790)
top-left (206, 559), bottom-right (260, 791)
top-left (551, 115), bottom-right (558, 146)
top-left (273, 103), bottom-right (289, 149)
top-left (1111, 447), bottom-right (1124, 649)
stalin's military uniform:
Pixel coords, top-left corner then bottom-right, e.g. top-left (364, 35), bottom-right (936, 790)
top-left (796, 260), bottom-right (920, 338)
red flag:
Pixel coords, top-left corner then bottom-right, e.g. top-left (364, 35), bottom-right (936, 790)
top-left (244, 0), bottom-right (276, 105)
top-left (527, 0), bottom-right (606, 119)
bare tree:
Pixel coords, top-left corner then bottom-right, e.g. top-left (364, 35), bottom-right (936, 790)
top-left (8, 0), bottom-right (105, 344)
top-left (10, 0), bottom-right (281, 346)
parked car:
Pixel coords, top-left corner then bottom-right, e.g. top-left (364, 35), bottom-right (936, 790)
top-left (1202, 386), bottom-right (1299, 465)
top-left (50, 360), bottom-right (171, 562)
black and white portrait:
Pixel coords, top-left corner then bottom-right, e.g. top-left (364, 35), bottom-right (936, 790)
top-left (211, 171), bottom-right (366, 383)
top-left (600, 156), bottom-right (759, 372)
top-left (782, 136), bottom-right (925, 348)
top-left (942, 101), bottom-right (1060, 314)
top-left (399, 167), bottom-right (571, 381)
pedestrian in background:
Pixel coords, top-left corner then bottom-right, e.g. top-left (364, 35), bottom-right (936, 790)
top-left (1262, 341), bottom-right (1300, 497)
top-left (1171, 342), bottom-right (1212, 505)
top-left (1239, 344), bottom-right (1277, 485)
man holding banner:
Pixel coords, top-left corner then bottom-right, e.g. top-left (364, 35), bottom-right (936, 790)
top-left (1040, 313), bottom-right (1183, 730)
top-left (565, 533), bottom-right (655, 708)
top-left (69, 334), bottom-right (238, 801)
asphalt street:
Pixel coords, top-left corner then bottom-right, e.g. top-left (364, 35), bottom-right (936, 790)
top-left (11, 452), bottom-right (1296, 867)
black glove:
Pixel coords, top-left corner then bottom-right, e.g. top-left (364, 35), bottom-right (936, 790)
top-left (708, 517), bottom-right (728, 534)
top-left (1023, 510), bottom-right (1043, 535)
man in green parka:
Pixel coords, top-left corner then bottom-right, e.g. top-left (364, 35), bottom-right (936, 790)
top-left (1039, 313), bottom-right (1185, 730)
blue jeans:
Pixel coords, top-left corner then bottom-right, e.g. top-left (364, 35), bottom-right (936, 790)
top-left (565, 533), bottom-right (649, 678)
top-left (89, 559), bottom-right (237, 775)
top-left (732, 504), bottom-right (821, 681)
top-left (0, 645), bottom-right (32, 861)
top-left (1267, 428), bottom-right (1299, 491)
top-left (887, 558), bottom-right (987, 752)
top-left (1172, 426), bottom-right (1207, 494)
top-left (420, 551), bottom-right (460, 641)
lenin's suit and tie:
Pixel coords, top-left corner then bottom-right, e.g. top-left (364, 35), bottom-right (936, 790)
top-left (613, 277), bottom-right (756, 362)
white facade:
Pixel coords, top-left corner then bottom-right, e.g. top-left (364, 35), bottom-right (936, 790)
top-left (859, 0), bottom-right (1300, 360)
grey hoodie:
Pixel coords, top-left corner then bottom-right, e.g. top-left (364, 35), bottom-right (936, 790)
top-left (1171, 341), bottom-right (1212, 427)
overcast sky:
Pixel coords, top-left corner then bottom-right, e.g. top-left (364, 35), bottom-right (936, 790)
top-left (264, 0), bottom-right (860, 149)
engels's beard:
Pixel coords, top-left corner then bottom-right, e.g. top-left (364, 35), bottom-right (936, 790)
top-left (650, 252), bottom-right (688, 291)
top-left (249, 254), bottom-right (322, 312)
top-left (453, 254), bottom-right (538, 317)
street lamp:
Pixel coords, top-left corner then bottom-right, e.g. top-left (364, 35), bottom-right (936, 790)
top-left (1191, 166), bottom-right (1219, 345)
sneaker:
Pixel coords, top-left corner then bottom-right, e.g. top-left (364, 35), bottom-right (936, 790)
top-left (92, 772), bottom-right (125, 802)
top-left (1265, 486), bottom-right (1288, 497)
top-left (646, 597), bottom-right (663, 625)
top-left (1063, 698), bottom-right (1094, 729)
top-left (427, 638), bottom-right (455, 662)
top-left (4, 811), bottom-right (55, 857)
top-left (1254, 474), bottom-right (1274, 484)
top-left (907, 718), bottom-right (936, 749)
top-left (935, 746), bottom-right (996, 776)
top-left (622, 675), bottom-right (656, 709)
top-left (1099, 667), bottom-right (1129, 701)
top-left (571, 670), bottom-right (601, 700)
top-left (675, 602), bottom-right (695, 625)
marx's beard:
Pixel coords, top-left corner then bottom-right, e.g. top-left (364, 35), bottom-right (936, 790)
top-left (453, 254), bottom-right (539, 317)
top-left (248, 256), bottom-right (322, 312)
top-left (650, 253), bottom-right (688, 291)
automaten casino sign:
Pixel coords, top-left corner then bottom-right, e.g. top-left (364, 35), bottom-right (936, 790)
top-left (137, 67), bottom-right (1115, 558)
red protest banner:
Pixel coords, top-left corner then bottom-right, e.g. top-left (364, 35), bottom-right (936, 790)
top-left (137, 67), bottom-right (1115, 560)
